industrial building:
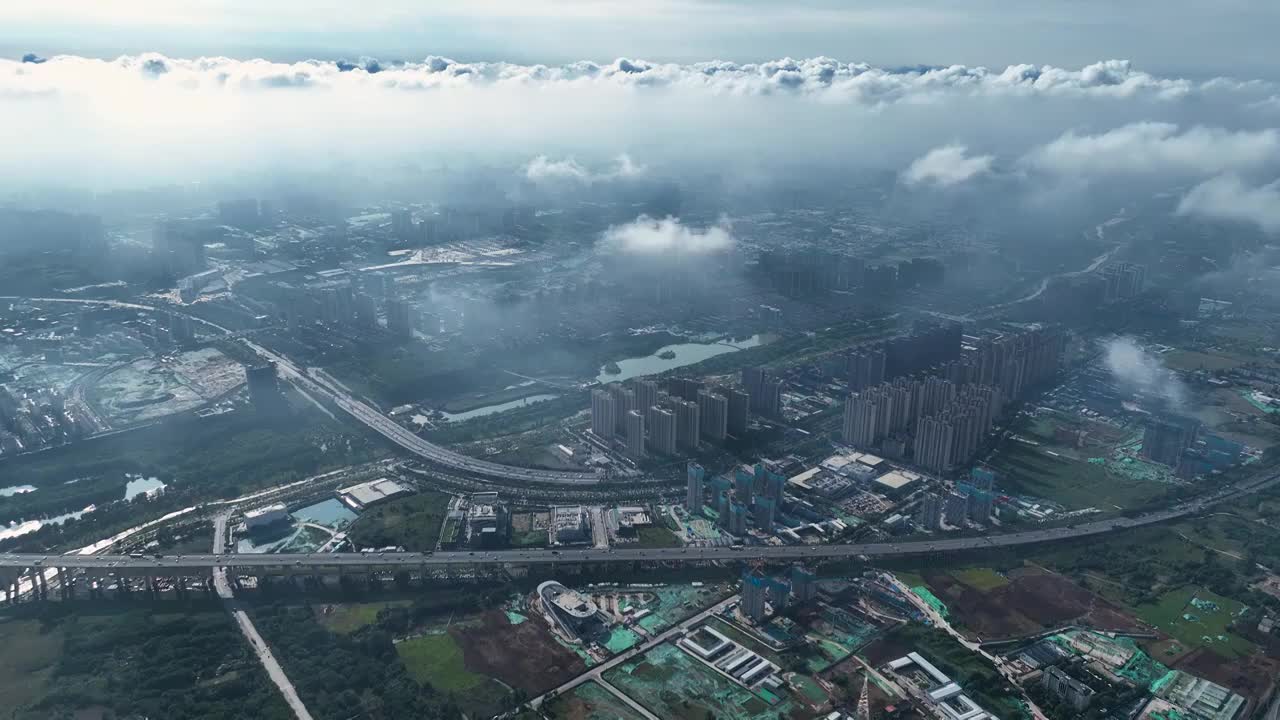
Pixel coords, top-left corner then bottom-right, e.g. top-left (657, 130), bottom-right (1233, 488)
top-left (872, 470), bottom-right (921, 499)
top-left (679, 624), bottom-right (780, 688)
top-left (1041, 666), bottom-right (1095, 711)
top-left (337, 477), bottom-right (412, 510)
top-left (886, 652), bottom-right (996, 720)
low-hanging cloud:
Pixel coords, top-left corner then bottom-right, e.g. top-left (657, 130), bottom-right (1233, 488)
top-left (524, 153), bottom-right (645, 183)
top-left (2, 52), bottom-right (1278, 193)
top-left (1176, 174), bottom-right (1280, 233)
top-left (601, 215), bottom-right (733, 255)
top-left (1103, 336), bottom-right (1188, 411)
top-left (902, 144), bottom-right (994, 186)
top-left (1023, 122), bottom-right (1280, 177)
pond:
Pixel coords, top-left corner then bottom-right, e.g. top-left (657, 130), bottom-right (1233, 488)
top-left (124, 476), bottom-right (167, 501)
top-left (291, 498), bottom-right (358, 529)
top-left (597, 334), bottom-right (772, 383)
top-left (440, 394), bottom-right (560, 422)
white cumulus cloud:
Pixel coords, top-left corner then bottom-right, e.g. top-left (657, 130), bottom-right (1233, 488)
top-left (902, 144), bottom-right (994, 186)
top-left (1023, 122), bottom-right (1280, 177)
top-left (0, 54), bottom-right (1268, 104)
top-left (524, 153), bottom-right (646, 183)
top-left (1176, 175), bottom-right (1280, 233)
top-left (601, 215), bottom-right (733, 254)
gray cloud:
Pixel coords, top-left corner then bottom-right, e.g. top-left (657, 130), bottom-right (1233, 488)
top-left (1023, 122), bottom-right (1280, 177)
top-left (601, 215), bottom-right (733, 255)
top-left (902, 144), bottom-right (994, 186)
top-left (1176, 174), bottom-right (1280, 233)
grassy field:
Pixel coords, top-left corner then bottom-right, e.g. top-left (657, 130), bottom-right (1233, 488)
top-left (634, 526), bottom-right (682, 548)
top-left (0, 618), bottom-right (62, 708)
top-left (395, 632), bottom-right (488, 692)
top-left (951, 568), bottom-right (1010, 592)
top-left (987, 441), bottom-right (1170, 510)
top-left (348, 492), bottom-right (451, 551)
top-left (1163, 350), bottom-right (1248, 372)
top-left (1135, 587), bottom-right (1255, 659)
top-left (316, 600), bottom-right (410, 634)
top-left (893, 571), bottom-right (928, 589)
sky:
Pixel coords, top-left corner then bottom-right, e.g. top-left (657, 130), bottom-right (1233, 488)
top-left (2, 1), bottom-right (1279, 233)
top-left (3, 0), bottom-right (1279, 79)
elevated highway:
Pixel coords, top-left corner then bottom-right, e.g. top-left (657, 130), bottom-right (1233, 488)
top-left (2, 296), bottom-right (599, 486)
top-left (0, 479), bottom-right (1263, 578)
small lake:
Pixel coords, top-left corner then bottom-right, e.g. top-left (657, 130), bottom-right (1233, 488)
top-left (597, 334), bottom-right (772, 383)
top-left (291, 498), bottom-right (358, 529)
top-left (0, 485), bottom-right (36, 497)
top-left (124, 476), bottom-right (167, 501)
top-left (0, 505), bottom-right (96, 541)
top-left (441, 394), bottom-right (560, 422)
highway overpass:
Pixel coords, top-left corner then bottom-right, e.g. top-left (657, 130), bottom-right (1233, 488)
top-left (0, 504), bottom-right (1202, 575)
top-left (3, 296), bottom-right (600, 486)
top-left (3, 465), bottom-right (1274, 602)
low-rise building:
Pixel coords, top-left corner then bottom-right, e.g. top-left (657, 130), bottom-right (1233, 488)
top-left (244, 503), bottom-right (288, 531)
top-left (337, 477), bottom-right (412, 510)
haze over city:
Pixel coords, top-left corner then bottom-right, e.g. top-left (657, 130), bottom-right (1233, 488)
top-left (2, 3), bottom-right (1280, 720)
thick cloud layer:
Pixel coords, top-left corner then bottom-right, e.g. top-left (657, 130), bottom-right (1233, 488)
top-left (902, 145), bottom-right (994, 186)
top-left (1177, 175), bottom-right (1280, 233)
top-left (601, 215), bottom-right (733, 255)
top-left (4, 54), bottom-right (1261, 102)
top-left (2, 52), bottom-right (1278, 202)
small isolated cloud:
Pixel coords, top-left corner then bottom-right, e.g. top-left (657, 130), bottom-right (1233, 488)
top-left (1103, 336), bottom-right (1188, 411)
top-left (1024, 122), bottom-right (1280, 177)
top-left (1176, 174), bottom-right (1280, 233)
top-left (524, 153), bottom-right (646, 184)
top-left (902, 144), bottom-right (994, 187)
top-left (524, 155), bottom-right (591, 182)
top-left (601, 215), bottom-right (733, 254)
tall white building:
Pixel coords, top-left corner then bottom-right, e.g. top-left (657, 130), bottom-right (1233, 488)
top-left (647, 406), bottom-right (677, 455)
top-left (625, 410), bottom-right (645, 458)
top-left (590, 389), bottom-right (617, 440)
top-left (686, 462), bottom-right (705, 514)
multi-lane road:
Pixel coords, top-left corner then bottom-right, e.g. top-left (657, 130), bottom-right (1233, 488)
top-left (3, 296), bottom-right (599, 486)
top-left (4, 470), bottom-right (1274, 574)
